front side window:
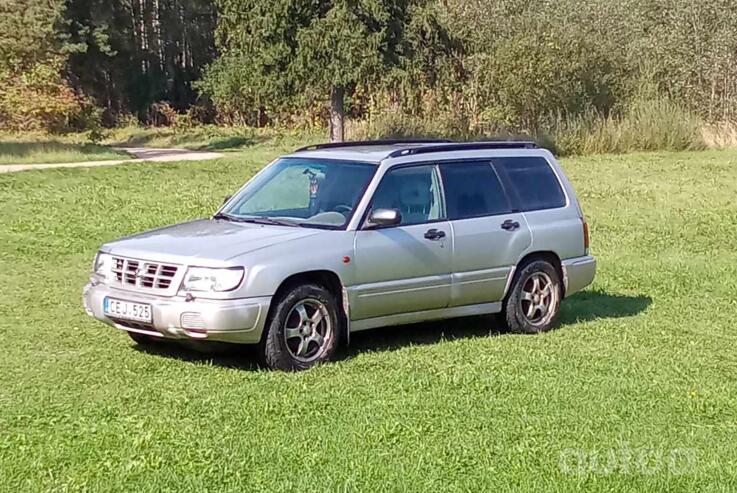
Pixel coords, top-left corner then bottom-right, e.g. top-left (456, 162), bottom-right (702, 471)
top-left (493, 157), bottom-right (566, 211)
top-left (369, 165), bottom-right (443, 226)
top-left (222, 158), bottom-right (376, 229)
top-left (440, 162), bottom-right (511, 219)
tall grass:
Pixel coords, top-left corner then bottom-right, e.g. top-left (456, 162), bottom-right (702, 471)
top-left (541, 98), bottom-right (706, 155)
top-left (702, 122), bottom-right (737, 149)
top-left (350, 97), bottom-right (711, 156)
top-left (347, 111), bottom-right (473, 142)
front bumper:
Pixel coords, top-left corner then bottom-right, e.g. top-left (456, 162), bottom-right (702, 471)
top-left (83, 281), bottom-right (271, 344)
top-left (561, 255), bottom-right (596, 297)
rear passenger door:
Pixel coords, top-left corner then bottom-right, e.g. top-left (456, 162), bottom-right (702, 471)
top-left (440, 161), bottom-right (532, 306)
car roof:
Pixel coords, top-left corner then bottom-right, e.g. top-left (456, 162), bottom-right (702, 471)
top-left (283, 143), bottom-right (444, 164)
top-left (284, 140), bottom-right (539, 164)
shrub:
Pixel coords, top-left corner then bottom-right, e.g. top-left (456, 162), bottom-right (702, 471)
top-left (114, 113), bottom-right (141, 129)
top-left (471, 29), bottom-right (619, 131)
top-left (348, 110), bottom-right (475, 141)
top-left (145, 101), bottom-right (178, 127)
top-left (0, 61), bottom-right (84, 132)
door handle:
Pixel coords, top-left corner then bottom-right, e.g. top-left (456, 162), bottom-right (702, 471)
top-left (424, 228), bottom-right (446, 240)
top-left (501, 219), bottom-right (520, 231)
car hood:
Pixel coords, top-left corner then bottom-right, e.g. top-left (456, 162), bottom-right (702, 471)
top-left (102, 219), bottom-right (323, 265)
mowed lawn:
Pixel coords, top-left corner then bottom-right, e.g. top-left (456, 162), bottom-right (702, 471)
top-left (1, 147), bottom-right (736, 491)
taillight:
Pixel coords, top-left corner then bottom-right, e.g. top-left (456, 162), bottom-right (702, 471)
top-left (582, 217), bottom-right (590, 252)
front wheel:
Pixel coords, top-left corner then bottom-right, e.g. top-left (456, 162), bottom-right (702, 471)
top-left (258, 283), bottom-right (341, 371)
top-left (502, 259), bottom-right (562, 334)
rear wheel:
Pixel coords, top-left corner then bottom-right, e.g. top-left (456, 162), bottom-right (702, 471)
top-left (502, 259), bottom-right (562, 334)
top-left (259, 283), bottom-right (340, 371)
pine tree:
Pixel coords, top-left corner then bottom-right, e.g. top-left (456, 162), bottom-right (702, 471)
top-left (208, 0), bottom-right (418, 141)
top-left (64, 0), bottom-right (217, 119)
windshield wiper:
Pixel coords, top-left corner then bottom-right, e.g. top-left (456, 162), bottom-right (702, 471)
top-left (239, 216), bottom-right (301, 227)
top-left (212, 212), bottom-right (238, 221)
top-left (213, 212), bottom-right (300, 227)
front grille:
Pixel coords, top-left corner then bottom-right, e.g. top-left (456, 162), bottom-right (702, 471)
top-left (112, 257), bottom-right (179, 291)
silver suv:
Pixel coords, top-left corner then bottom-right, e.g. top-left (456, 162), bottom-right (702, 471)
top-left (83, 141), bottom-right (595, 370)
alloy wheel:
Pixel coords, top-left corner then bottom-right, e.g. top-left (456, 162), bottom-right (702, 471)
top-left (283, 298), bottom-right (332, 363)
top-left (519, 272), bottom-right (557, 325)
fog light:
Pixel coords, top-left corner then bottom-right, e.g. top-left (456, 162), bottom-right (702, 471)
top-left (82, 285), bottom-right (93, 316)
top-left (181, 312), bottom-right (205, 330)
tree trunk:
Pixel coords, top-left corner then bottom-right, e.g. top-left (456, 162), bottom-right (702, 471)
top-left (258, 105), bottom-right (268, 128)
top-left (329, 85), bottom-right (345, 142)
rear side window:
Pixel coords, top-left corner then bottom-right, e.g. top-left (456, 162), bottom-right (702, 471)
top-left (440, 162), bottom-right (511, 220)
top-left (493, 157), bottom-right (566, 211)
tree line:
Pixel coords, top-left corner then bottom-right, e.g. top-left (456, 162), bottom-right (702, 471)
top-left (2, 0), bottom-right (737, 141)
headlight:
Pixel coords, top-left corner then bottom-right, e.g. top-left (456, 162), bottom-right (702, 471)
top-left (93, 252), bottom-right (112, 277)
top-left (182, 267), bottom-right (244, 292)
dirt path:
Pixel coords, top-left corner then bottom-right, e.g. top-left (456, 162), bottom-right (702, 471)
top-left (0, 147), bottom-right (224, 173)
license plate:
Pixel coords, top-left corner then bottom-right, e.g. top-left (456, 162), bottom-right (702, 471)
top-left (103, 297), bottom-right (152, 323)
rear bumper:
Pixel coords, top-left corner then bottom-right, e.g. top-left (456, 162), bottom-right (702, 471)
top-left (82, 281), bottom-right (271, 344)
top-left (561, 255), bottom-right (596, 297)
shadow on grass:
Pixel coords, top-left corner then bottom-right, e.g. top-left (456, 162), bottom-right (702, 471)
top-left (133, 290), bottom-right (650, 369)
top-left (112, 131), bottom-right (268, 151)
top-left (346, 290), bottom-right (651, 357)
top-left (0, 141), bottom-right (120, 159)
top-left (204, 136), bottom-right (257, 150)
top-left (132, 339), bottom-right (261, 370)
top-left (558, 289), bottom-right (652, 325)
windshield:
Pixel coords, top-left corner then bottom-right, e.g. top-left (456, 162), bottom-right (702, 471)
top-left (220, 157), bottom-right (376, 229)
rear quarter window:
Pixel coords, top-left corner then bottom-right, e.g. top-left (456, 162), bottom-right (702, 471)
top-left (493, 157), bottom-right (566, 211)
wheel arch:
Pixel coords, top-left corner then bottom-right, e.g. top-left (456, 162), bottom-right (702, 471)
top-left (268, 269), bottom-right (349, 343)
top-left (505, 251), bottom-right (565, 299)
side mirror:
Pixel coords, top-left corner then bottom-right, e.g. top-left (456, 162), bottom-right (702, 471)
top-left (366, 208), bottom-right (401, 228)
top-left (223, 195), bottom-right (232, 205)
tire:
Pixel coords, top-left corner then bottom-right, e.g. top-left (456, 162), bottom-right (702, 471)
top-left (502, 259), bottom-right (562, 334)
top-left (258, 283), bottom-right (341, 371)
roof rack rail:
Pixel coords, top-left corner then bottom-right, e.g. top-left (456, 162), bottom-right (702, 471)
top-left (294, 139), bottom-right (453, 152)
top-left (387, 141), bottom-right (537, 158)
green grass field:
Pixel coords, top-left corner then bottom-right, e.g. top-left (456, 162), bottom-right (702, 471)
top-left (1, 147), bottom-right (736, 491)
top-left (0, 140), bottom-right (131, 165)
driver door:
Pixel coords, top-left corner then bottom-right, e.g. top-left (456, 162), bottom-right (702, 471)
top-left (350, 164), bottom-right (452, 320)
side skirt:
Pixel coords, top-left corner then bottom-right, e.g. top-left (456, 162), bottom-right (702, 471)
top-left (350, 302), bottom-right (502, 333)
